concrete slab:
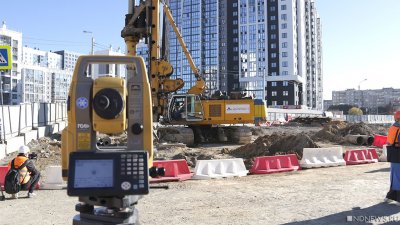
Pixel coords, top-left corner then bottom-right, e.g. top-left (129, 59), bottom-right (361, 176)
top-left (57, 121), bottom-right (66, 131)
top-left (37, 126), bottom-right (46, 138)
top-left (21, 130), bottom-right (38, 145)
top-left (52, 123), bottom-right (59, 133)
top-left (6, 136), bottom-right (25, 154)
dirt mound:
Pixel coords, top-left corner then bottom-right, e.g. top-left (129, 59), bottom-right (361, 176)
top-left (340, 122), bottom-right (375, 136)
top-left (26, 137), bottom-right (61, 172)
top-left (312, 124), bottom-right (345, 144)
top-left (229, 133), bottom-right (319, 168)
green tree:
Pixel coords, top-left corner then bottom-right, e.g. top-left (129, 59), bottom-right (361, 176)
top-left (348, 107), bottom-right (363, 115)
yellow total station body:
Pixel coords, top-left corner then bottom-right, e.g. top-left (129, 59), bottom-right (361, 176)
top-left (61, 55), bottom-right (153, 180)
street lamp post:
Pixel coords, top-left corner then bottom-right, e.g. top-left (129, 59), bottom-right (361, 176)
top-left (358, 78), bottom-right (367, 91)
top-left (83, 30), bottom-right (95, 55)
top-left (83, 30), bottom-right (95, 77)
top-left (358, 78), bottom-right (367, 109)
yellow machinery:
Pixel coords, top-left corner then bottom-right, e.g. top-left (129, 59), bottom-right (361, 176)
top-left (121, 0), bottom-right (267, 146)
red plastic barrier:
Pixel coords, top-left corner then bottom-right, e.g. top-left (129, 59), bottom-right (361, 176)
top-left (344, 149), bottom-right (378, 165)
top-left (150, 159), bottom-right (193, 183)
top-left (373, 135), bottom-right (387, 148)
top-left (0, 166), bottom-right (40, 191)
top-left (250, 154), bottom-right (300, 174)
top-left (0, 166), bottom-right (8, 189)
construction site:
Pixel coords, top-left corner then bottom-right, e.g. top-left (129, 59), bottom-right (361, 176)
top-left (1, 120), bottom-right (399, 224)
top-left (0, 0), bottom-right (399, 224)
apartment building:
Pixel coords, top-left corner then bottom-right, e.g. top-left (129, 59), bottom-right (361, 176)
top-left (167, 0), bottom-right (219, 94)
top-left (238, 0), bottom-right (322, 109)
top-left (332, 88), bottom-right (400, 111)
top-left (0, 22), bottom-right (23, 105)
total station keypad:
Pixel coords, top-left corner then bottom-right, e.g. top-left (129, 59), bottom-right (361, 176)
top-left (120, 153), bottom-right (146, 189)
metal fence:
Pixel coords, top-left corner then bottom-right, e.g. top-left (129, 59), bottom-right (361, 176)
top-left (0, 103), bottom-right (67, 141)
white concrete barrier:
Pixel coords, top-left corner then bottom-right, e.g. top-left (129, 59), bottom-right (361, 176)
top-left (6, 136), bottom-right (25, 154)
top-left (58, 121), bottom-right (66, 131)
top-left (379, 145), bottom-right (387, 162)
top-left (0, 144), bottom-right (6, 160)
top-left (21, 130), bottom-right (38, 145)
top-left (300, 147), bottom-right (346, 168)
top-left (192, 158), bottom-right (248, 179)
top-left (41, 165), bottom-right (65, 190)
top-left (37, 126), bottom-right (46, 138)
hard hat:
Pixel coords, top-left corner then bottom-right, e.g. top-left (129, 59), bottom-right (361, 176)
top-left (395, 111), bottom-right (400, 121)
top-left (394, 111), bottom-right (400, 121)
top-left (18, 145), bottom-right (30, 154)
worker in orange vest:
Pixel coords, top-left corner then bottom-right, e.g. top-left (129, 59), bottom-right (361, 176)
top-left (7, 145), bottom-right (41, 199)
top-left (385, 111), bottom-right (400, 204)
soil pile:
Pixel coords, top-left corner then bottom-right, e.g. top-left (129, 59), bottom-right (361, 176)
top-left (0, 137), bottom-right (61, 175)
top-left (229, 133), bottom-right (319, 168)
top-left (26, 137), bottom-right (61, 172)
top-left (340, 122), bottom-right (375, 136)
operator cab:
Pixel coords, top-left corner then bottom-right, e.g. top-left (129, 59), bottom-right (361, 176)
top-left (167, 94), bottom-right (204, 122)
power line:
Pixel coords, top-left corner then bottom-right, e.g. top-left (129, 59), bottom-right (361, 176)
top-left (24, 36), bottom-right (86, 44)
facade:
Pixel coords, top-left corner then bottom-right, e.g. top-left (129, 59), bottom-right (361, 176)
top-left (304, 0), bottom-right (323, 110)
top-left (54, 50), bottom-right (81, 71)
top-left (0, 22), bottom-right (23, 105)
top-left (219, 0), bottom-right (240, 94)
top-left (167, 0), bottom-right (219, 94)
top-left (21, 47), bottom-right (73, 103)
top-left (238, 0), bottom-right (322, 109)
top-left (91, 48), bottom-right (126, 79)
top-left (332, 88), bottom-right (400, 112)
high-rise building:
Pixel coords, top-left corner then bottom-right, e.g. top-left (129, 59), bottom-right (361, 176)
top-left (304, 0), bottom-right (323, 110)
top-left (167, 0), bottom-right (219, 94)
top-left (0, 22), bottom-right (23, 105)
top-left (238, 0), bottom-right (322, 109)
top-left (219, 0), bottom-right (240, 94)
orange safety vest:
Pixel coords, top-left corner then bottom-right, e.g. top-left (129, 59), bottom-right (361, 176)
top-left (387, 126), bottom-right (400, 147)
top-left (7, 156), bottom-right (31, 184)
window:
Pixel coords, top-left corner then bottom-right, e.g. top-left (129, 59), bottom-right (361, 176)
top-left (272, 91), bottom-right (277, 96)
top-left (272, 82), bottom-right (277, 87)
top-left (282, 61), bottom-right (288, 67)
top-left (282, 52), bottom-right (288, 57)
top-left (271, 34), bottom-right (276, 39)
top-left (283, 81), bottom-right (289, 86)
top-left (272, 101), bottom-right (277, 106)
top-left (271, 25), bottom-right (276, 30)
top-left (271, 63), bottom-right (277, 68)
top-left (282, 42), bottom-right (288, 48)
top-left (270, 16), bottom-right (276, 20)
top-left (283, 100), bottom-right (289, 105)
top-left (281, 23), bottom-right (287, 29)
top-left (281, 14), bottom-right (287, 20)
top-left (282, 33), bottom-right (287, 38)
top-left (271, 53), bottom-right (277, 58)
top-left (271, 43), bottom-right (276, 49)
top-left (283, 91), bottom-right (289, 96)
top-left (281, 5), bottom-right (287, 10)
top-left (271, 72), bottom-right (277, 76)
top-left (270, 6), bottom-right (276, 11)
top-left (282, 71), bottom-right (289, 75)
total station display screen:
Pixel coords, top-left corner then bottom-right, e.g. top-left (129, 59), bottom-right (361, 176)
top-left (73, 159), bottom-right (114, 188)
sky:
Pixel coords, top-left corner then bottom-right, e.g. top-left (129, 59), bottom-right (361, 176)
top-left (1, 0), bottom-right (400, 100)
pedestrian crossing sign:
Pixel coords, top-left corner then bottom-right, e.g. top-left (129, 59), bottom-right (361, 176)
top-left (0, 45), bottom-right (12, 70)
